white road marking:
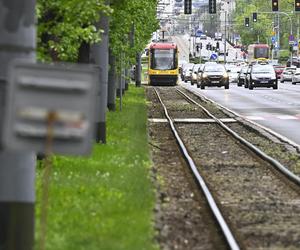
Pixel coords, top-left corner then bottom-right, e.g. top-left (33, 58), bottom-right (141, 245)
top-left (277, 115), bottom-right (298, 120)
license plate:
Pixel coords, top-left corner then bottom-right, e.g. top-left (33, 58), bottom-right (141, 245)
top-left (261, 81), bottom-right (268, 83)
top-left (212, 81), bottom-right (219, 83)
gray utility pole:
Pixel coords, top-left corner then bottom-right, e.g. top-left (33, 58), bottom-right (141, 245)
top-left (107, 49), bottom-right (116, 111)
top-left (90, 7), bottom-right (109, 143)
top-left (135, 52), bottom-right (141, 87)
top-left (0, 1), bottom-right (36, 250)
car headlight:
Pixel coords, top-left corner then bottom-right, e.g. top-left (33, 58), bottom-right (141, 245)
top-left (223, 73), bottom-right (229, 78)
top-left (252, 75), bottom-right (258, 80)
top-left (202, 73), bottom-right (208, 78)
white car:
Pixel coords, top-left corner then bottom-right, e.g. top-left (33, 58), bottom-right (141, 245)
top-left (226, 65), bottom-right (240, 83)
top-left (280, 67), bottom-right (296, 82)
top-left (292, 69), bottom-right (300, 85)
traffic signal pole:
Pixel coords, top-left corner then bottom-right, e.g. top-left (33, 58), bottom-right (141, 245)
top-left (0, 1), bottom-right (36, 249)
top-left (258, 11), bottom-right (293, 66)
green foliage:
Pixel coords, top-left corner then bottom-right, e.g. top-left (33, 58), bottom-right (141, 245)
top-left (234, 0), bottom-right (297, 50)
top-left (35, 86), bottom-right (158, 250)
top-left (37, 0), bottom-right (159, 63)
top-left (110, 0), bottom-right (159, 70)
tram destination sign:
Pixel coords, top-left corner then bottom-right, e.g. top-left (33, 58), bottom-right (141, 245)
top-left (3, 60), bottom-right (97, 156)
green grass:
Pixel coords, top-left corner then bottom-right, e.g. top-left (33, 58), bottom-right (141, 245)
top-left (35, 85), bottom-right (158, 250)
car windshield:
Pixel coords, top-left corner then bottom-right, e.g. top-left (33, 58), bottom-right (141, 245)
top-left (204, 65), bottom-right (225, 72)
top-left (252, 66), bottom-right (274, 74)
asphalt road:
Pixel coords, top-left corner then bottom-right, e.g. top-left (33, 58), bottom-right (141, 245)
top-left (171, 34), bottom-right (300, 146)
top-left (183, 81), bottom-right (300, 146)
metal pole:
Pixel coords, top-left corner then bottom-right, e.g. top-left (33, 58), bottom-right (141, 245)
top-left (0, 1), bottom-right (36, 250)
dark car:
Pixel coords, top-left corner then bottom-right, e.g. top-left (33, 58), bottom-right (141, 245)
top-left (237, 66), bottom-right (248, 86)
top-left (286, 57), bottom-right (300, 67)
top-left (244, 65), bottom-right (252, 88)
top-left (248, 64), bottom-right (278, 90)
top-left (198, 64), bottom-right (229, 89)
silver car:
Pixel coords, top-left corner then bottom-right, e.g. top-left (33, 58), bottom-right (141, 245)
top-left (280, 67), bottom-right (296, 83)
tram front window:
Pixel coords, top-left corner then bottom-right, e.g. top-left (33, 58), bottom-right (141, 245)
top-left (151, 49), bottom-right (176, 70)
top-left (254, 47), bottom-right (269, 59)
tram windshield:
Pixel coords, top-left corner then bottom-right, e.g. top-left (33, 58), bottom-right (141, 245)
top-left (254, 47), bottom-right (269, 59)
top-left (150, 49), bottom-right (177, 70)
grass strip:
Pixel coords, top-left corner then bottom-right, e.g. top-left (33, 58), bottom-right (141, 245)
top-left (35, 85), bottom-right (158, 250)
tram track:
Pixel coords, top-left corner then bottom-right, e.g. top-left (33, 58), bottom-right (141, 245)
top-left (147, 86), bottom-right (300, 249)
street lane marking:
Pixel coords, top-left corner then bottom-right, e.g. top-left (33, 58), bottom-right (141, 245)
top-left (277, 115), bottom-right (298, 120)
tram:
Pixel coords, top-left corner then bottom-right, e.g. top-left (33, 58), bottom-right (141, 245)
top-left (148, 42), bottom-right (179, 86)
top-left (247, 44), bottom-right (269, 63)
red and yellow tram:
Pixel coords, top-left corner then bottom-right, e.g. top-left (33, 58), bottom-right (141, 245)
top-left (148, 42), bottom-right (179, 86)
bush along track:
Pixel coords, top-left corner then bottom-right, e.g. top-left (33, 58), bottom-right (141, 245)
top-left (35, 85), bottom-right (158, 250)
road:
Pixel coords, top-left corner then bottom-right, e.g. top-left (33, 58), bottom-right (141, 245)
top-left (171, 34), bottom-right (300, 146)
top-left (183, 82), bottom-right (300, 146)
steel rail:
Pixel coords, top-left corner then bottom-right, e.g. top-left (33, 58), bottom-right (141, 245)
top-left (153, 87), bottom-right (240, 250)
top-left (176, 88), bottom-right (300, 186)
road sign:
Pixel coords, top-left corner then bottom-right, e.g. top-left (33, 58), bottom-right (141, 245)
top-left (289, 35), bottom-right (294, 41)
top-left (3, 60), bottom-right (97, 156)
top-left (289, 40), bottom-right (295, 45)
top-left (210, 53), bottom-right (218, 60)
top-left (271, 36), bottom-right (276, 44)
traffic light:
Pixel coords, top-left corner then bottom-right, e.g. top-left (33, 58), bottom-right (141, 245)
top-left (209, 0), bottom-right (217, 14)
top-left (253, 12), bottom-right (257, 22)
top-left (216, 42), bottom-right (220, 49)
top-left (272, 0), bottom-right (279, 11)
top-left (184, 0), bottom-right (192, 14)
top-left (295, 0), bottom-right (300, 11)
top-left (196, 45), bottom-right (199, 52)
top-left (245, 17), bottom-right (250, 27)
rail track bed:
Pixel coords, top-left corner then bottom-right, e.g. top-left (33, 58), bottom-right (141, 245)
top-left (146, 86), bottom-right (300, 250)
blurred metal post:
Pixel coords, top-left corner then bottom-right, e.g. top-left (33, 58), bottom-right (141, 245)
top-left (90, 6), bottom-right (109, 143)
top-left (135, 52), bottom-right (142, 87)
top-left (0, 1), bottom-right (36, 249)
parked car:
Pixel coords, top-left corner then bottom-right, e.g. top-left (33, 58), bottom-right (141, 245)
top-left (198, 64), bottom-right (229, 89)
top-left (280, 67), bottom-right (296, 83)
top-left (292, 68), bottom-right (300, 84)
top-left (248, 64), bottom-right (278, 90)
